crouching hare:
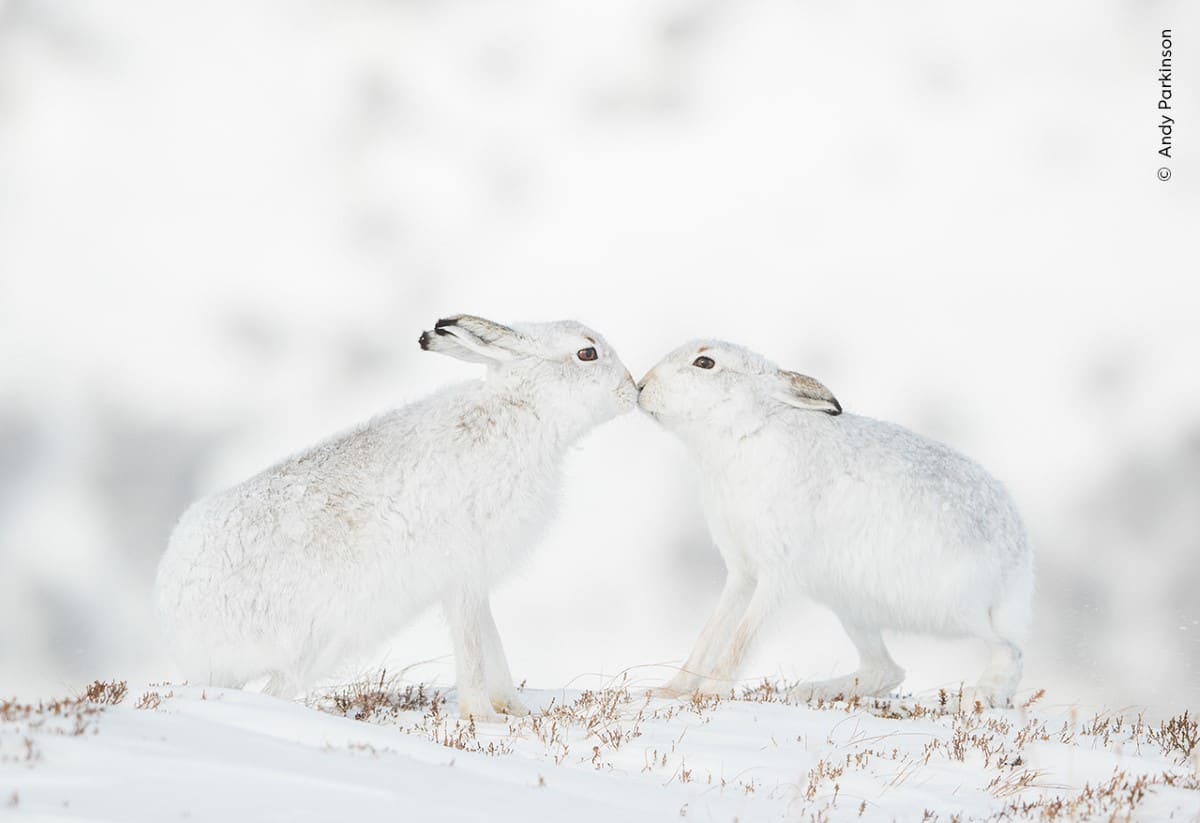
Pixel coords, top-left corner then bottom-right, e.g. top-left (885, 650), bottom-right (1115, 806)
top-left (156, 315), bottom-right (637, 721)
top-left (638, 341), bottom-right (1033, 707)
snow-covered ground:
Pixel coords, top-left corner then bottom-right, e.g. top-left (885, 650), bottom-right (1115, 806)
top-left (3, 677), bottom-right (1198, 822)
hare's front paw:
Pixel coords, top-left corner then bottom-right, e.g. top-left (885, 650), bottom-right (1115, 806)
top-left (646, 685), bottom-right (685, 699)
top-left (456, 694), bottom-right (507, 724)
top-left (490, 693), bottom-right (530, 717)
top-left (647, 672), bottom-right (704, 700)
top-left (693, 679), bottom-right (736, 698)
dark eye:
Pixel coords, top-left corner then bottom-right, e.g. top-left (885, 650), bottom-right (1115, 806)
top-left (577, 347), bottom-right (598, 362)
top-left (693, 356), bottom-right (715, 369)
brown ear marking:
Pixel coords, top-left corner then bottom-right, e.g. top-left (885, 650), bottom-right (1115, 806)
top-left (780, 370), bottom-right (842, 415)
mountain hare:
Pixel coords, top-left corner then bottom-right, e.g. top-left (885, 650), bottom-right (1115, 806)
top-left (638, 340), bottom-right (1033, 707)
top-left (156, 315), bottom-right (637, 720)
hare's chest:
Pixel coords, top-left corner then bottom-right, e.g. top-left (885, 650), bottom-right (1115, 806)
top-left (460, 450), bottom-right (560, 554)
top-left (700, 466), bottom-right (795, 572)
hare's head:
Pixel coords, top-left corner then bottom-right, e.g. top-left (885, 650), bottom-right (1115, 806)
top-left (420, 314), bottom-right (638, 426)
top-left (637, 340), bottom-right (840, 437)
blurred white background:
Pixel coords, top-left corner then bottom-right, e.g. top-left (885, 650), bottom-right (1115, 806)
top-left (1, 0), bottom-right (1197, 717)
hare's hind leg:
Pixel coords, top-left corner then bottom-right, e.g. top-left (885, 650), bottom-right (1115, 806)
top-left (974, 557), bottom-right (1034, 707)
top-left (656, 572), bottom-right (756, 697)
top-left (790, 620), bottom-right (905, 703)
top-left (967, 572), bottom-right (1030, 707)
top-left (478, 599), bottom-right (529, 716)
top-left (975, 636), bottom-right (1022, 708)
top-left (973, 602), bottom-right (1026, 707)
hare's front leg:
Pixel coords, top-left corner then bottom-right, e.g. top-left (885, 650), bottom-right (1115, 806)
top-left (655, 571), bottom-right (756, 697)
top-left (692, 580), bottom-right (776, 695)
top-left (479, 598), bottom-right (530, 717)
top-left (443, 592), bottom-right (505, 723)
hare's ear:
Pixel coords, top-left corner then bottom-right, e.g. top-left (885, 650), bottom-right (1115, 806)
top-left (773, 370), bottom-right (842, 415)
top-left (418, 315), bottom-right (527, 364)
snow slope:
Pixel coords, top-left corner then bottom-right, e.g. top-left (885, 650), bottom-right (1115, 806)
top-left (2, 678), bottom-right (1198, 822)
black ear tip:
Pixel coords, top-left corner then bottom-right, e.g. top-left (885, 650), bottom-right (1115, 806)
top-left (434, 317), bottom-right (458, 330)
top-left (827, 399), bottom-right (843, 415)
